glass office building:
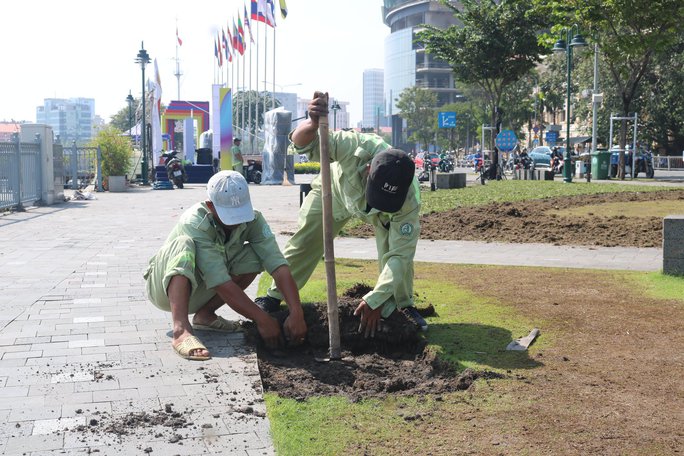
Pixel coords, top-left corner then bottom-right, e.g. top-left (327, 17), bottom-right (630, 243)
top-left (363, 69), bottom-right (389, 129)
top-left (36, 98), bottom-right (95, 145)
top-left (382, 0), bottom-right (461, 147)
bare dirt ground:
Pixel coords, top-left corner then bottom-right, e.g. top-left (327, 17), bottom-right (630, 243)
top-left (348, 189), bottom-right (684, 248)
top-left (257, 190), bottom-right (684, 454)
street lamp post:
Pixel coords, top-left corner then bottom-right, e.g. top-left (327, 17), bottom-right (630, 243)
top-left (135, 42), bottom-right (151, 185)
top-left (553, 25), bottom-right (587, 183)
top-left (330, 100), bottom-right (341, 131)
top-left (126, 91), bottom-right (134, 140)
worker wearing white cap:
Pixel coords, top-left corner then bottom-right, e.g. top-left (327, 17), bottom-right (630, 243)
top-left (144, 171), bottom-right (306, 360)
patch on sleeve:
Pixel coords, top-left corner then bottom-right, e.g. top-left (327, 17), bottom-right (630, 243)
top-left (262, 224), bottom-right (274, 238)
top-left (400, 223), bottom-right (414, 236)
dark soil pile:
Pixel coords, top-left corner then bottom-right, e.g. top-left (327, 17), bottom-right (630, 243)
top-left (345, 190), bottom-right (684, 248)
top-left (252, 284), bottom-right (502, 401)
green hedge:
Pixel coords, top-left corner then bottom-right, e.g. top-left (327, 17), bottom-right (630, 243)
top-left (295, 162), bottom-right (320, 174)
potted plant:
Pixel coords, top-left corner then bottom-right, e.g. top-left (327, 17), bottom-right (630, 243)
top-left (91, 126), bottom-right (133, 192)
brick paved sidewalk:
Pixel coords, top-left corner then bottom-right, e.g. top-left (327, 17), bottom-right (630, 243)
top-left (0, 185), bottom-right (277, 455)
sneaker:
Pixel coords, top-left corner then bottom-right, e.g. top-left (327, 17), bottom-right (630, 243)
top-left (404, 306), bottom-right (428, 332)
top-left (254, 296), bottom-right (281, 313)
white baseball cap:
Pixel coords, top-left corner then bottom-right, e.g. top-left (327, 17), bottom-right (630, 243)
top-left (206, 171), bottom-right (254, 225)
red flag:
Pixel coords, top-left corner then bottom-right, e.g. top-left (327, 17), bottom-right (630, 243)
top-left (216, 32), bottom-right (223, 67)
top-left (176, 27), bottom-right (183, 46)
top-left (244, 5), bottom-right (255, 43)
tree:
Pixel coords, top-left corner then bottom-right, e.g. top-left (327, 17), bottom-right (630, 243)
top-left (395, 86), bottom-right (438, 152)
top-left (109, 98), bottom-right (140, 133)
top-left (538, 0), bottom-right (684, 177)
top-left (417, 0), bottom-right (548, 168)
top-left (89, 126), bottom-right (133, 177)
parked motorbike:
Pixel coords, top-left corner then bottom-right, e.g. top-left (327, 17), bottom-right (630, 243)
top-left (162, 151), bottom-right (186, 189)
top-left (418, 160), bottom-right (435, 182)
top-left (438, 156), bottom-right (455, 173)
top-left (633, 150), bottom-right (655, 178)
top-left (243, 159), bottom-right (262, 184)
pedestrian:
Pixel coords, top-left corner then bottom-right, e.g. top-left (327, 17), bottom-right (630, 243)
top-left (143, 170), bottom-right (307, 360)
top-left (255, 91), bottom-right (427, 335)
top-left (231, 138), bottom-right (244, 176)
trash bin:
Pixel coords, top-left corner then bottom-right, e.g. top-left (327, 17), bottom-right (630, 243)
top-left (591, 149), bottom-right (611, 180)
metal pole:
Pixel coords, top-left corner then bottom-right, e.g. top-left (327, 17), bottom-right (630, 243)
top-left (96, 146), bottom-right (103, 192)
top-left (563, 29), bottom-right (573, 183)
top-left (591, 42), bottom-right (599, 154)
top-left (71, 141), bottom-right (78, 190)
top-left (12, 133), bottom-right (23, 210)
top-left (632, 113), bottom-right (638, 179)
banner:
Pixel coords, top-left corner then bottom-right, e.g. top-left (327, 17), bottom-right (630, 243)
top-left (219, 86), bottom-right (233, 171)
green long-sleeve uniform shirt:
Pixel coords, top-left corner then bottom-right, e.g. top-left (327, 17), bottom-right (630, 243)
top-left (267, 130), bottom-right (420, 317)
top-left (145, 202), bottom-right (288, 312)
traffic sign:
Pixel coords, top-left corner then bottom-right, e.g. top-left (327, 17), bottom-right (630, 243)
top-left (545, 131), bottom-right (559, 144)
top-left (438, 111), bottom-right (456, 128)
top-left (495, 129), bottom-right (518, 152)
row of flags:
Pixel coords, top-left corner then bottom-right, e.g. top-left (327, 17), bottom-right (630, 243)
top-left (174, 0), bottom-right (288, 67)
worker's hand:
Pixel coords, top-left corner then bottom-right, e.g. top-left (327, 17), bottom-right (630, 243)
top-left (255, 314), bottom-right (283, 349)
top-left (283, 309), bottom-right (307, 346)
top-left (354, 300), bottom-right (382, 338)
top-left (307, 91), bottom-right (329, 126)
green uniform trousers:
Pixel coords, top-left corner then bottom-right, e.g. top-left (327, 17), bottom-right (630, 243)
top-left (145, 234), bottom-right (263, 314)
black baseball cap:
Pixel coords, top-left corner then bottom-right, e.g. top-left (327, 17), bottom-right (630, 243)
top-left (366, 149), bottom-right (414, 213)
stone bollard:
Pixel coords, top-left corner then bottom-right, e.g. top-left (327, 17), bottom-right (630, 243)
top-left (663, 215), bottom-right (684, 275)
top-left (435, 172), bottom-right (466, 189)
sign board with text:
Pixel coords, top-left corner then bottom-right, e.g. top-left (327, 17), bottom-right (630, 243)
top-left (438, 112), bottom-right (456, 128)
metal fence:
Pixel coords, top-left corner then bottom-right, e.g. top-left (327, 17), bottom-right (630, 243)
top-left (60, 142), bottom-right (102, 191)
top-left (653, 155), bottom-right (684, 171)
top-left (0, 135), bottom-right (42, 211)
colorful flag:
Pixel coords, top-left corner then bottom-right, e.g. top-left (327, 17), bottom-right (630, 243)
top-left (251, 0), bottom-right (259, 21)
top-left (176, 26), bottom-right (183, 46)
top-left (214, 38), bottom-right (219, 62)
top-left (217, 32), bottom-right (223, 66)
top-left (222, 28), bottom-right (232, 62)
top-left (279, 0), bottom-right (287, 19)
top-left (237, 13), bottom-right (248, 52)
top-left (257, 0), bottom-right (275, 27)
top-left (225, 25), bottom-right (234, 62)
top-left (233, 21), bottom-right (244, 56)
top-left (265, 0), bottom-right (277, 27)
top-left (232, 20), bottom-right (238, 50)
top-left (244, 5), bottom-right (255, 43)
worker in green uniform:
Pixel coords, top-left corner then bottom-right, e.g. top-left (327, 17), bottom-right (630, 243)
top-left (255, 91), bottom-right (427, 335)
top-left (231, 137), bottom-right (244, 176)
top-left (144, 170), bottom-right (307, 360)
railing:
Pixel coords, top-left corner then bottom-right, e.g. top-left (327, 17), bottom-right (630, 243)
top-left (0, 135), bottom-right (42, 211)
top-left (653, 155), bottom-right (684, 170)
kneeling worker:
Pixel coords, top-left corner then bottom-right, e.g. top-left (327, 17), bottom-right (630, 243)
top-left (144, 171), bottom-right (307, 360)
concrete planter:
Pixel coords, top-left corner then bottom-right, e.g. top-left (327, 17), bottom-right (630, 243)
top-left (107, 175), bottom-right (127, 192)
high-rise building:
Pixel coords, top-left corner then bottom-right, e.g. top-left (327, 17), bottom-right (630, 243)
top-left (382, 0), bottom-right (461, 147)
top-left (36, 98), bottom-right (95, 145)
top-left (363, 69), bottom-right (389, 129)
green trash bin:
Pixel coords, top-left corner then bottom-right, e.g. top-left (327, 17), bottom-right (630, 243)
top-left (591, 149), bottom-right (611, 180)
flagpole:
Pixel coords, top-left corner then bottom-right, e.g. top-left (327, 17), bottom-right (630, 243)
top-left (256, 16), bottom-right (260, 153)
top-left (175, 20), bottom-right (181, 100)
top-left (248, 36), bottom-right (253, 153)
top-left (272, 27), bottom-right (276, 109)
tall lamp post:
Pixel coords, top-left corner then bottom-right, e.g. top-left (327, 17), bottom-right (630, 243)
top-left (135, 42), bottom-right (151, 185)
top-left (330, 100), bottom-right (341, 131)
top-left (126, 91), bottom-right (134, 140)
top-left (553, 25), bottom-right (587, 183)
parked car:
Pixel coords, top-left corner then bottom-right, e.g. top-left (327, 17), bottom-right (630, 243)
top-left (413, 152), bottom-right (440, 170)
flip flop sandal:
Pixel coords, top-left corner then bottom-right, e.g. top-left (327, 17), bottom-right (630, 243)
top-left (173, 335), bottom-right (211, 361)
top-left (193, 316), bottom-right (242, 333)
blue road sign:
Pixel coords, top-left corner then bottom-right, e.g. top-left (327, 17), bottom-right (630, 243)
top-left (438, 111), bottom-right (457, 128)
top-left (546, 131), bottom-right (559, 144)
top-left (495, 129), bottom-right (518, 152)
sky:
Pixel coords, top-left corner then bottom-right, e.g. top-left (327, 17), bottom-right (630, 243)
top-left (1, 0), bottom-right (390, 126)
